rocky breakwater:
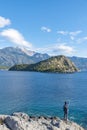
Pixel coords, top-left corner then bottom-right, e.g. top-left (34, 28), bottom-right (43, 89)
top-left (0, 112), bottom-right (84, 130)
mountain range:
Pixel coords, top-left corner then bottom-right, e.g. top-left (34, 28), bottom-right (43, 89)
top-left (0, 47), bottom-right (87, 70)
top-left (69, 56), bottom-right (87, 70)
top-left (0, 47), bottom-right (50, 67)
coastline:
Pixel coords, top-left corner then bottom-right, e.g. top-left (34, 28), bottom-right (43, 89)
top-left (0, 112), bottom-right (84, 130)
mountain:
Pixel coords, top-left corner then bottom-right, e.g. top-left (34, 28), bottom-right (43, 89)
top-left (31, 53), bottom-right (50, 62)
top-left (0, 47), bottom-right (50, 67)
top-left (1, 47), bottom-right (87, 71)
top-left (9, 55), bottom-right (78, 73)
top-left (18, 47), bottom-right (35, 56)
top-left (69, 56), bottom-right (87, 70)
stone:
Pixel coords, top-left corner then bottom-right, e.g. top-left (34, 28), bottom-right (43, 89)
top-left (0, 112), bottom-right (84, 130)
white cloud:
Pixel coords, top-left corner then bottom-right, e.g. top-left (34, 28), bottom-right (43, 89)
top-left (69, 31), bottom-right (82, 41)
top-left (84, 37), bottom-right (87, 40)
top-left (76, 36), bottom-right (87, 43)
top-left (57, 31), bottom-right (68, 35)
top-left (41, 26), bottom-right (51, 32)
top-left (69, 30), bottom-right (82, 36)
top-left (57, 30), bottom-right (82, 36)
top-left (0, 16), bottom-right (11, 28)
top-left (57, 30), bottom-right (82, 41)
top-left (35, 44), bottom-right (74, 55)
top-left (70, 36), bottom-right (75, 40)
top-left (0, 28), bottom-right (32, 48)
top-left (57, 44), bottom-right (74, 54)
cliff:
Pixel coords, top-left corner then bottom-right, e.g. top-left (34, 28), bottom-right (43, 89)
top-left (0, 112), bottom-right (84, 130)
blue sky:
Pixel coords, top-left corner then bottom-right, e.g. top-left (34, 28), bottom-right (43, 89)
top-left (0, 0), bottom-right (87, 57)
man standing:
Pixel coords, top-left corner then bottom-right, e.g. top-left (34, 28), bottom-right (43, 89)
top-left (63, 101), bottom-right (68, 121)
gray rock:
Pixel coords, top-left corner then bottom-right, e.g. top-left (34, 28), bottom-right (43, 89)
top-left (13, 112), bottom-right (29, 121)
top-left (0, 112), bottom-right (84, 130)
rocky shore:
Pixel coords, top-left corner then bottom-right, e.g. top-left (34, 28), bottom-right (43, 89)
top-left (0, 112), bottom-right (84, 130)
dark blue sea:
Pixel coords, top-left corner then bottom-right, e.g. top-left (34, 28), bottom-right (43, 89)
top-left (0, 71), bottom-right (87, 129)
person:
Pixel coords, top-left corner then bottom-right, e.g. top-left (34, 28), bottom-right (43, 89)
top-left (63, 101), bottom-right (68, 121)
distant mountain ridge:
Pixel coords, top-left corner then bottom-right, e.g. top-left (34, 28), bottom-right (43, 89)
top-left (9, 55), bottom-right (78, 73)
top-left (69, 56), bottom-right (87, 70)
top-left (0, 47), bottom-right (50, 67)
top-left (0, 47), bottom-right (87, 70)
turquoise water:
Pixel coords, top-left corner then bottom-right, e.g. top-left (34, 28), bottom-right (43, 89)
top-left (0, 71), bottom-right (87, 129)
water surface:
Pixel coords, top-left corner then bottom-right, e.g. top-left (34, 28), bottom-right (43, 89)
top-left (0, 71), bottom-right (87, 128)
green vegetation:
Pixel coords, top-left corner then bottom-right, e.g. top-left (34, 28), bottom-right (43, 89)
top-left (9, 64), bottom-right (29, 71)
top-left (9, 55), bottom-right (78, 73)
top-left (0, 118), bottom-right (4, 125)
top-left (0, 66), bottom-right (9, 70)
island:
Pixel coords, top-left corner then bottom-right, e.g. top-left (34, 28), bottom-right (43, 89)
top-left (9, 55), bottom-right (78, 73)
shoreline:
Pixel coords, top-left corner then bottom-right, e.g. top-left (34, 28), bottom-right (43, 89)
top-left (0, 112), bottom-right (84, 130)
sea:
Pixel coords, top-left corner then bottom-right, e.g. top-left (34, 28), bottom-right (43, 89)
top-left (0, 71), bottom-right (87, 129)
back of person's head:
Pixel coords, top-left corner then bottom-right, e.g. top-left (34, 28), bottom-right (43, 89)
top-left (65, 101), bottom-right (67, 104)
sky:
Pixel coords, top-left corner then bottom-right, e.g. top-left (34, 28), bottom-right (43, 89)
top-left (0, 0), bottom-right (87, 57)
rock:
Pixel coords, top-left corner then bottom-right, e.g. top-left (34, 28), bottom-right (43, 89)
top-left (5, 116), bottom-right (29, 130)
top-left (0, 124), bottom-right (10, 130)
top-left (0, 112), bottom-right (85, 130)
top-left (12, 112), bottom-right (29, 121)
top-left (51, 119), bottom-right (60, 128)
top-left (0, 115), bottom-right (10, 130)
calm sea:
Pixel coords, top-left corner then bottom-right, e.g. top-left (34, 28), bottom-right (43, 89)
top-left (0, 71), bottom-right (87, 129)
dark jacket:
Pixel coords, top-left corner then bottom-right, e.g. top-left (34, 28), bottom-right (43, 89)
top-left (63, 104), bottom-right (68, 113)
